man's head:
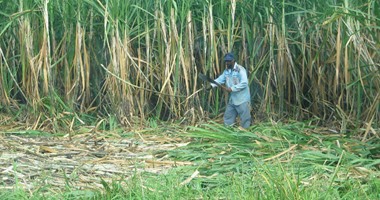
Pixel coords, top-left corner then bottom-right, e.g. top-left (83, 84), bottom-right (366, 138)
top-left (224, 52), bottom-right (235, 69)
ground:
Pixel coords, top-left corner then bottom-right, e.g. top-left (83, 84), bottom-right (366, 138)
top-left (0, 130), bottom-right (191, 192)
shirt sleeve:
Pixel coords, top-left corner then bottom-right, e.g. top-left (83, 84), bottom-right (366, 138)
top-left (213, 70), bottom-right (226, 87)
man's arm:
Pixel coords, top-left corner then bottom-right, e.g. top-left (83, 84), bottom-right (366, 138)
top-left (210, 71), bottom-right (232, 92)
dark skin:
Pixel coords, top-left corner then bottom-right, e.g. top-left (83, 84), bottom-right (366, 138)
top-left (225, 60), bottom-right (235, 70)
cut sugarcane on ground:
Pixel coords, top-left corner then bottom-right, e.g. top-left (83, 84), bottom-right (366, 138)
top-left (1, 120), bottom-right (379, 199)
top-left (0, 129), bottom-right (192, 192)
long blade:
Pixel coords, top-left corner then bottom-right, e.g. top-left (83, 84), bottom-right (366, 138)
top-left (198, 73), bottom-right (229, 92)
top-left (198, 73), bottom-right (220, 86)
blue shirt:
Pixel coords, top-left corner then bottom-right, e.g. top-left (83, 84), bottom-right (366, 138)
top-left (212, 63), bottom-right (251, 105)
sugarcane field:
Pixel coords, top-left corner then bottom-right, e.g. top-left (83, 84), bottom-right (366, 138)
top-left (0, 0), bottom-right (379, 199)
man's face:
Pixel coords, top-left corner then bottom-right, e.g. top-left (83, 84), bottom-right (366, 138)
top-left (225, 60), bottom-right (234, 69)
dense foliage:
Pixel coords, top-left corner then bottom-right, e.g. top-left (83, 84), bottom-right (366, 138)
top-left (0, 0), bottom-right (379, 131)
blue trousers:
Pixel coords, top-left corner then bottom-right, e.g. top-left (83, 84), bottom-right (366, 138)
top-left (224, 101), bottom-right (251, 129)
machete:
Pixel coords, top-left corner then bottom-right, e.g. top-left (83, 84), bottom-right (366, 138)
top-left (198, 73), bottom-right (230, 92)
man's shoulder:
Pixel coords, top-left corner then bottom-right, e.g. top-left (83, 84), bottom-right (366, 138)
top-left (236, 64), bottom-right (247, 72)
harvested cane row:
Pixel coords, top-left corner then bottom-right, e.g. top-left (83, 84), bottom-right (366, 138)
top-left (0, 132), bottom-right (191, 191)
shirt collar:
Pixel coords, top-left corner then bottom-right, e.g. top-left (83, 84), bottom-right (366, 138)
top-left (227, 63), bottom-right (239, 73)
top-left (233, 63), bottom-right (238, 71)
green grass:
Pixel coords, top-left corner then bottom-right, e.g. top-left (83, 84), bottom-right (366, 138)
top-left (1, 121), bottom-right (379, 199)
top-left (2, 164), bottom-right (378, 200)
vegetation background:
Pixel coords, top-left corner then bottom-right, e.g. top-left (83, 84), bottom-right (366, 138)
top-left (0, 0), bottom-right (379, 130)
top-left (0, 1), bottom-right (379, 199)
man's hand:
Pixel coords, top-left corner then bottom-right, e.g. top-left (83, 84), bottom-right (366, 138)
top-left (219, 85), bottom-right (232, 93)
top-left (205, 83), bottom-right (231, 93)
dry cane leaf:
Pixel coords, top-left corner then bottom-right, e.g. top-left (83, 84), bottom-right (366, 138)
top-left (145, 159), bottom-right (193, 166)
top-left (264, 144), bottom-right (298, 161)
top-left (39, 145), bottom-right (58, 153)
top-left (180, 170), bottom-right (199, 186)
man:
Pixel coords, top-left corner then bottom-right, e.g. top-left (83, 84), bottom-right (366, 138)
top-left (210, 52), bottom-right (251, 129)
